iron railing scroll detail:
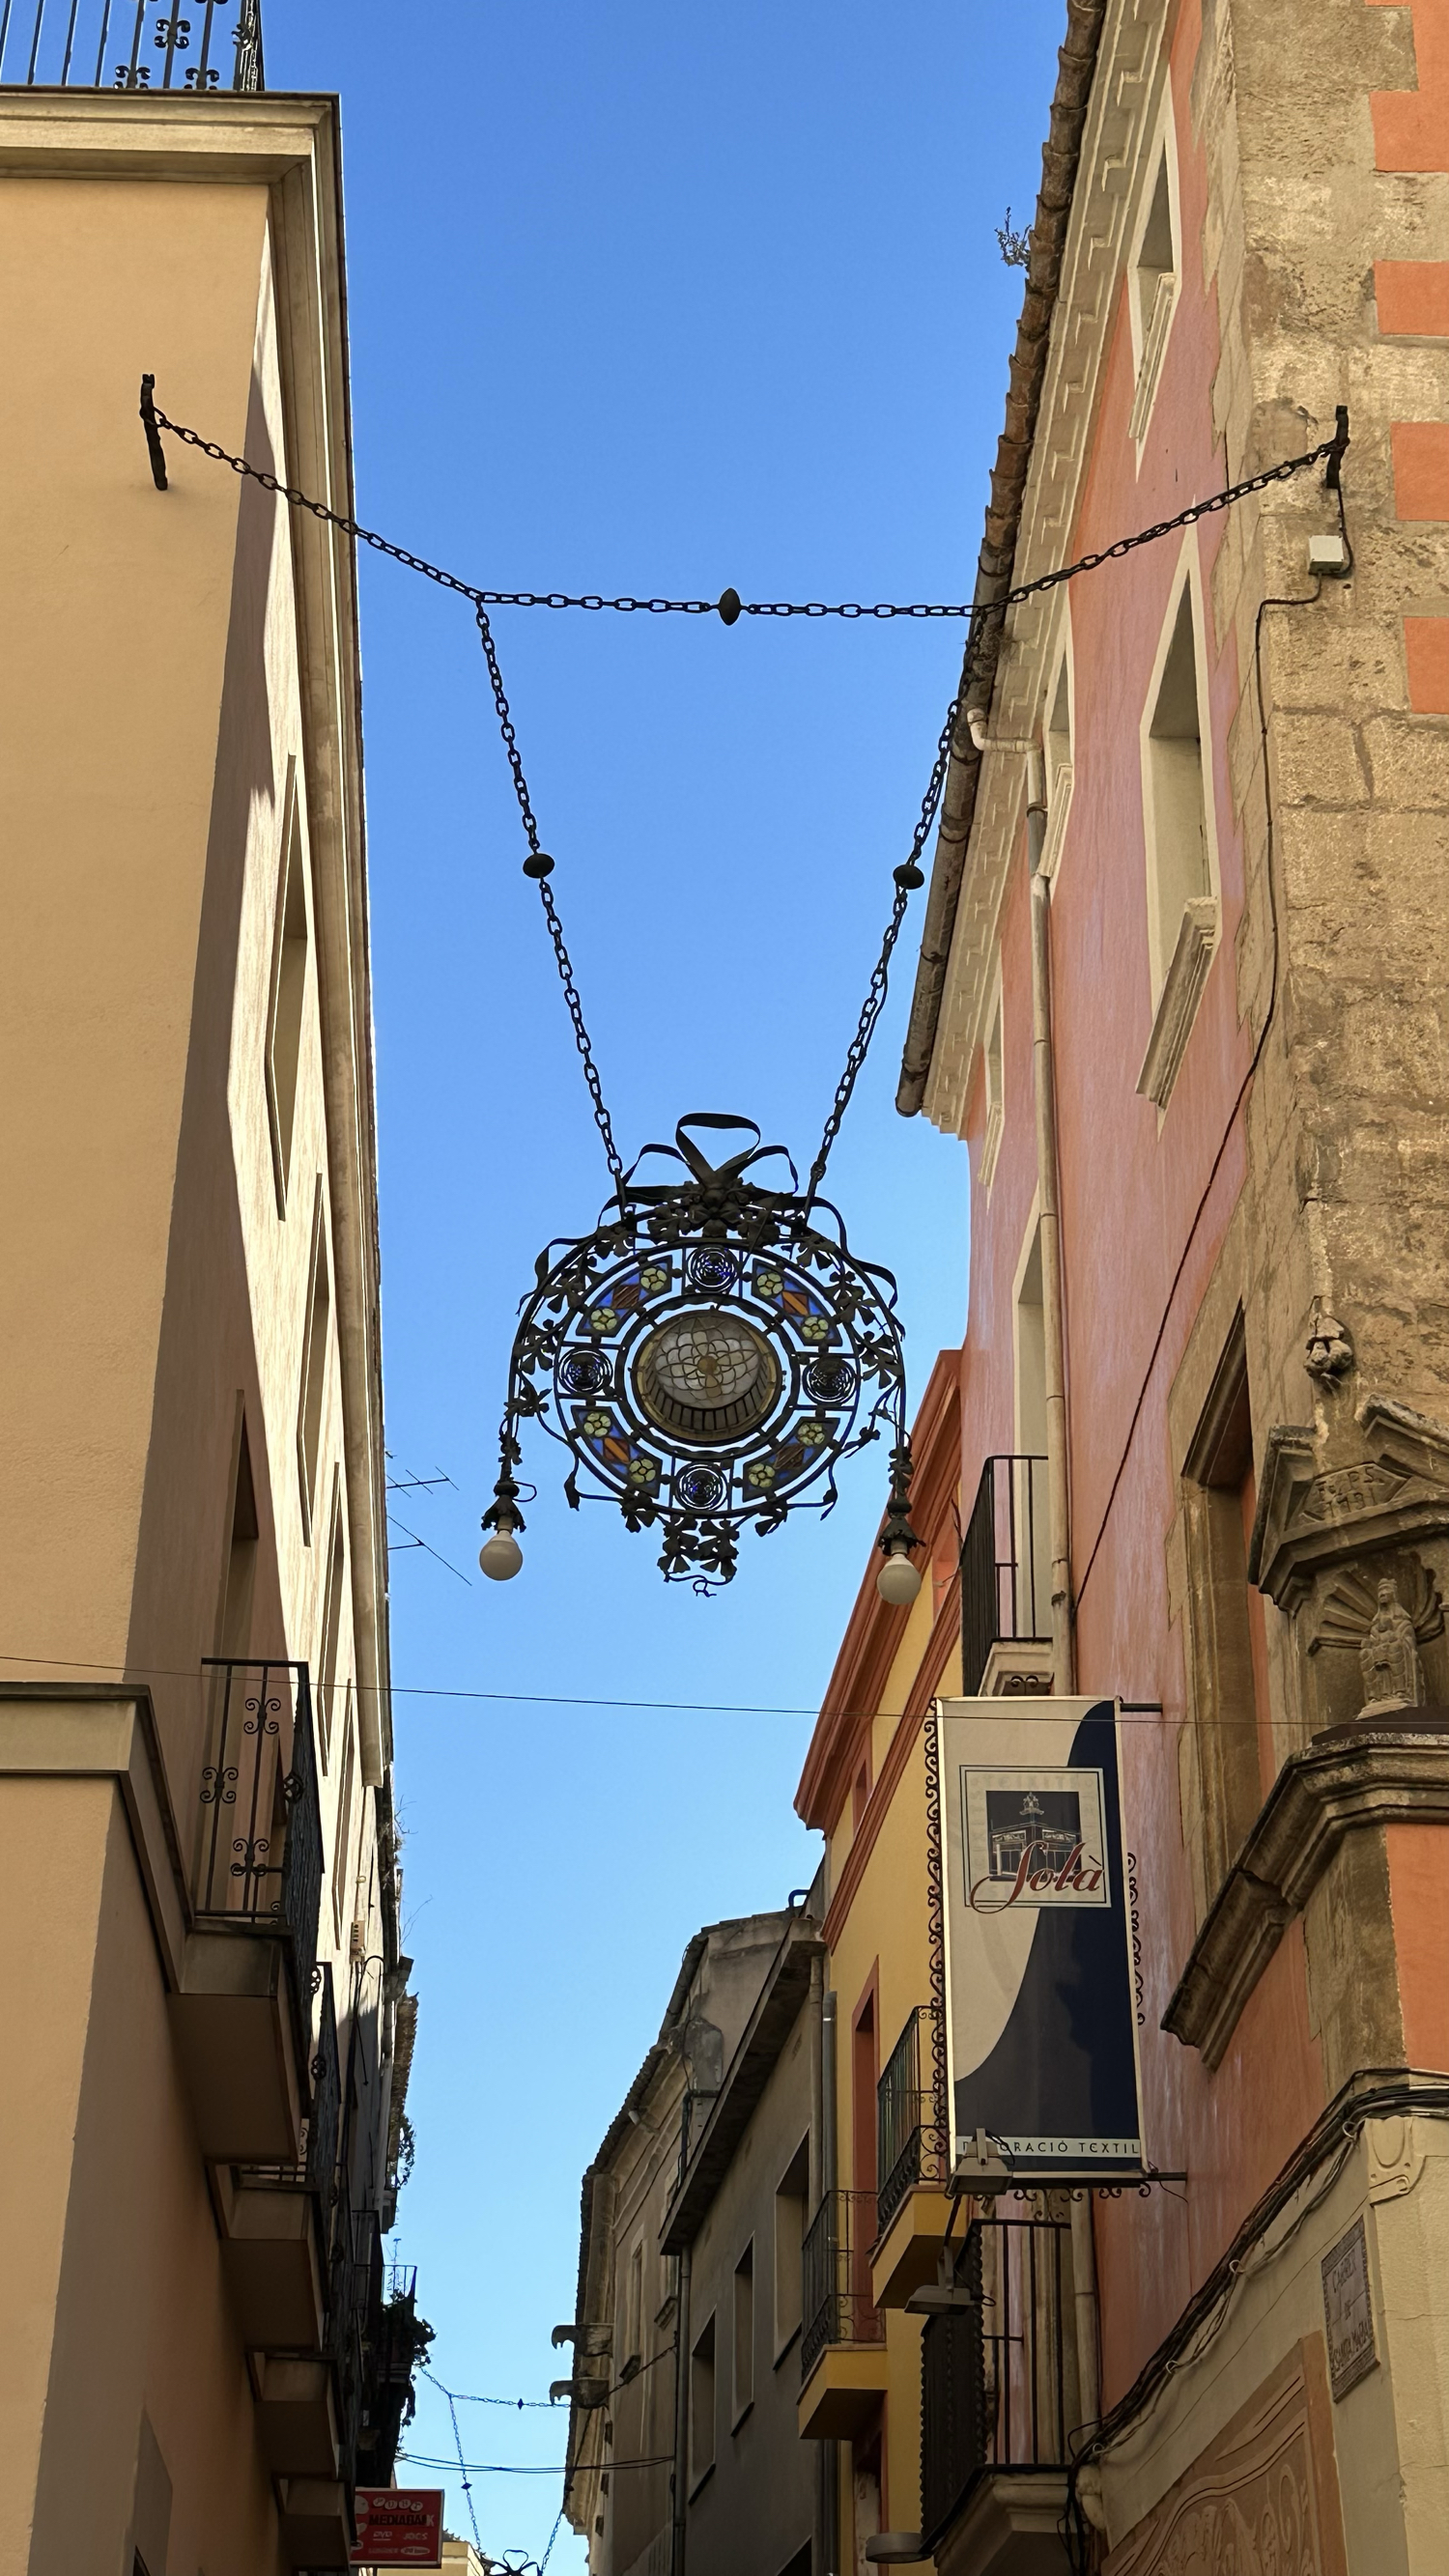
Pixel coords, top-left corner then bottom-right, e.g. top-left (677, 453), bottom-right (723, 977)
top-left (802, 2189), bottom-right (886, 2379)
top-left (919, 2216), bottom-right (1071, 2550)
top-left (194, 1657), bottom-right (325, 2015)
top-left (0, 0), bottom-right (263, 92)
top-left (876, 2004), bottom-right (948, 2237)
top-left (959, 1454), bottom-right (1051, 1694)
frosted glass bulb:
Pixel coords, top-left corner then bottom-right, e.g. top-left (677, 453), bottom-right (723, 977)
top-left (479, 1529), bottom-right (524, 1582)
top-left (876, 1550), bottom-right (922, 1607)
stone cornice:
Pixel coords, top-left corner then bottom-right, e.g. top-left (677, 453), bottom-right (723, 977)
top-left (916, 0), bottom-right (1174, 1135)
top-left (1163, 1724), bottom-right (1449, 2069)
top-left (895, 0), bottom-right (1114, 1119)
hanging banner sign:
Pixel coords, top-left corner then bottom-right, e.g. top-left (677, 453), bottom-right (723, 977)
top-left (350, 2488), bottom-right (445, 2567)
top-left (934, 1696), bottom-right (1143, 2177)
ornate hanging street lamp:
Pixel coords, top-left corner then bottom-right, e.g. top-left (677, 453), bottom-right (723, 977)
top-left (478, 1116), bottom-right (920, 1595)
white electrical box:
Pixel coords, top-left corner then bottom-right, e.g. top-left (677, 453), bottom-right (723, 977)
top-left (1308, 532), bottom-right (1350, 575)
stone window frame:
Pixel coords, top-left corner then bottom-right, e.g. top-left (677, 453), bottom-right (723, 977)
top-left (1038, 612), bottom-right (1075, 885)
top-left (980, 955), bottom-right (1005, 1191)
top-left (1178, 1310), bottom-right (1269, 1913)
top-left (1125, 86), bottom-right (1182, 453)
top-left (1136, 532), bottom-right (1223, 1112)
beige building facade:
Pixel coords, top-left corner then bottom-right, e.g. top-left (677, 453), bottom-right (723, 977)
top-left (0, 56), bottom-right (415, 2576)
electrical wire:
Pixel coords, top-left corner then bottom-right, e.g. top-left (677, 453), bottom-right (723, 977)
top-left (401, 2453), bottom-right (572, 2476)
top-left (451, 2392), bottom-right (556, 2410)
top-left (0, 1642), bottom-right (1282, 1722)
top-left (425, 2371), bottom-right (486, 2550)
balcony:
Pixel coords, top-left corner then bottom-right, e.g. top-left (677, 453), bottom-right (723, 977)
top-left (871, 2007), bottom-right (952, 2311)
top-left (270, 2196), bottom-right (375, 2570)
top-left (171, 1658), bottom-right (324, 2165)
top-left (357, 2262), bottom-right (429, 2488)
top-left (0, 0), bottom-right (263, 92)
top-left (216, 1964), bottom-right (339, 2353)
top-left (798, 2190), bottom-right (889, 2441)
top-left (959, 1458), bottom-right (1052, 1697)
top-left (922, 2217), bottom-right (1073, 2574)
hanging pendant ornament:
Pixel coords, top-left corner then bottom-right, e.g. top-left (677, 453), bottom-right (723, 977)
top-left (481, 1115), bottom-right (919, 1595)
top-left (463, 594), bottom-right (952, 1599)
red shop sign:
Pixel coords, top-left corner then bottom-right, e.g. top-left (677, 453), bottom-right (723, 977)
top-left (351, 2488), bottom-right (445, 2567)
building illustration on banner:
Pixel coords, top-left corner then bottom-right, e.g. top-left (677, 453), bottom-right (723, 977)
top-left (966, 1771), bottom-right (1110, 1911)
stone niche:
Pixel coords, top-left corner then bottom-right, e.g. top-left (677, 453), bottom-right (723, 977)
top-left (1250, 1388), bottom-right (1449, 1738)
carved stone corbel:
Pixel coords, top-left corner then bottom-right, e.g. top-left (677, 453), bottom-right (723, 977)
top-left (1249, 1392), bottom-right (1449, 1733)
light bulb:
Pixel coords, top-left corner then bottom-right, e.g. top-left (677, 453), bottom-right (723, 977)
top-left (479, 1528), bottom-right (524, 1582)
top-left (876, 1548), bottom-right (922, 1607)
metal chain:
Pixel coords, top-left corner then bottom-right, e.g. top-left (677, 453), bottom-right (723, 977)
top-left (469, 601), bottom-right (625, 1185)
top-left (805, 678), bottom-right (967, 1202)
top-left (143, 390), bottom-right (1344, 626)
top-left (141, 382), bottom-right (1346, 1194)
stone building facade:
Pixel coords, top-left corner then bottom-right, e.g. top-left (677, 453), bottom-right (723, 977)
top-left (885, 0), bottom-right (1449, 2565)
top-left (563, 1910), bottom-right (825, 2576)
top-left (0, 60), bottom-right (412, 2576)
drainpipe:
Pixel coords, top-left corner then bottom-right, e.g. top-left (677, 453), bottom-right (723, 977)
top-left (669, 2245), bottom-right (692, 2576)
top-left (1022, 749), bottom-right (1099, 2432)
top-left (819, 1989), bottom-right (838, 2576)
top-left (1026, 749), bottom-right (1075, 1698)
top-left (1069, 2195), bottom-right (1100, 2440)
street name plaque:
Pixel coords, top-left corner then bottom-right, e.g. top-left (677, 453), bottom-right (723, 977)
top-left (1321, 2216), bottom-right (1378, 2400)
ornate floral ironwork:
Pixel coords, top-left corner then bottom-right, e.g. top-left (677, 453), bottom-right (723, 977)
top-left (485, 1114), bottom-right (912, 1591)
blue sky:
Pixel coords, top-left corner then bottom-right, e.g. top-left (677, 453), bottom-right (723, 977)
top-left (266, 3), bottom-right (1064, 2555)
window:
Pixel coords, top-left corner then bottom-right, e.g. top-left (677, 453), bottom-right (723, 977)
top-left (218, 1413), bottom-right (258, 1658)
top-left (297, 1179), bottom-right (331, 1539)
top-left (1179, 1316), bottom-right (1268, 1908)
top-left (1014, 1223), bottom-right (1052, 1640)
top-left (1040, 646), bottom-right (1074, 881)
top-left (266, 763), bottom-right (311, 1215)
top-left (732, 2242), bottom-right (754, 2424)
top-left (980, 974), bottom-right (1004, 1190)
top-left (774, 2137), bottom-right (809, 2356)
top-left (624, 2240), bottom-right (644, 2369)
top-left (316, 1469), bottom-right (347, 1771)
top-left (1127, 134), bottom-right (1179, 442)
top-left (689, 2312), bottom-right (716, 2487)
top-left (1138, 561), bottom-right (1219, 1109)
top-left (332, 1715), bottom-right (356, 1947)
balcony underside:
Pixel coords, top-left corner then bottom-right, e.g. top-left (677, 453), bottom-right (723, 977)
top-left (215, 2168), bottom-right (327, 2350)
top-left (252, 2353), bottom-right (339, 2476)
top-left (798, 2341), bottom-right (891, 2441)
top-left (276, 2475), bottom-right (353, 2573)
top-left (932, 2469), bottom-right (1071, 2576)
top-left (170, 1928), bottom-right (304, 2163)
top-left (872, 2187), bottom-right (953, 2310)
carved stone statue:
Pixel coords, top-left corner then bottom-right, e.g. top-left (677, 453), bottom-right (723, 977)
top-left (1358, 1577), bottom-right (1425, 1717)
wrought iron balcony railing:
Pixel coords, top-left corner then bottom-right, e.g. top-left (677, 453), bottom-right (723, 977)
top-left (194, 1656), bottom-right (324, 2006)
top-left (876, 2005), bottom-right (948, 2238)
top-left (801, 2189), bottom-right (886, 2379)
top-left (0, 0), bottom-right (262, 92)
top-left (920, 2216), bottom-right (1071, 2548)
top-left (959, 1454), bottom-right (1051, 1694)
top-left (239, 1960), bottom-right (340, 2194)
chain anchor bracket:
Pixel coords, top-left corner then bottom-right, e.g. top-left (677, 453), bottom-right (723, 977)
top-left (139, 373), bottom-right (168, 492)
